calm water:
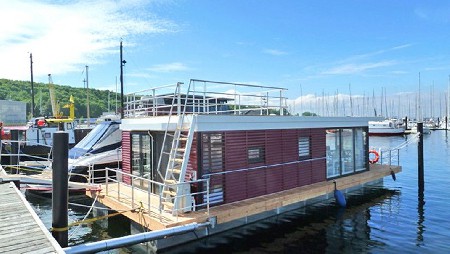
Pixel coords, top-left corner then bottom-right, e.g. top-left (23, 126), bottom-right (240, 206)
top-left (26, 130), bottom-right (450, 253)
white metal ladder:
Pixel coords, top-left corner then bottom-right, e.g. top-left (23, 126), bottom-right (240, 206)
top-left (158, 82), bottom-right (195, 214)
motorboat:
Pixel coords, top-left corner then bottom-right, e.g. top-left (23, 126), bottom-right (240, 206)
top-left (68, 120), bottom-right (122, 182)
top-left (368, 120), bottom-right (405, 136)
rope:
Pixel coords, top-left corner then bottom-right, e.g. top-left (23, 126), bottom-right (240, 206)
top-left (68, 193), bottom-right (99, 238)
top-left (379, 133), bottom-right (420, 153)
top-left (67, 202), bottom-right (130, 212)
top-left (52, 207), bottom-right (137, 232)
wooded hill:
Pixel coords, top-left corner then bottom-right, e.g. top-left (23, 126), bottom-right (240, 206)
top-left (0, 78), bottom-right (119, 119)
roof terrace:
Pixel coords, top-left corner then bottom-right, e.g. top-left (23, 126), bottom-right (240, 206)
top-left (124, 79), bottom-right (289, 118)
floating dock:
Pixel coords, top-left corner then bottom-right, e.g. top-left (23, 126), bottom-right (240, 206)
top-left (86, 164), bottom-right (401, 249)
top-left (0, 182), bottom-right (64, 253)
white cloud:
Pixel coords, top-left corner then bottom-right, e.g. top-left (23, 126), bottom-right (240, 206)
top-left (322, 61), bottom-right (396, 75)
top-left (0, 0), bottom-right (175, 81)
top-left (263, 48), bottom-right (288, 56)
top-left (147, 62), bottom-right (190, 72)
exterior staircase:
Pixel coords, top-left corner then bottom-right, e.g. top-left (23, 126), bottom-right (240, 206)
top-left (158, 83), bottom-right (195, 214)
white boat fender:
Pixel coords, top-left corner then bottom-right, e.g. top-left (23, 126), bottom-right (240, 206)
top-left (390, 169), bottom-right (397, 181)
top-left (333, 181), bottom-right (346, 208)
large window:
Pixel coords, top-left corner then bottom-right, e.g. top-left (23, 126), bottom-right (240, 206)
top-left (131, 133), bottom-right (154, 191)
top-left (326, 128), bottom-right (367, 179)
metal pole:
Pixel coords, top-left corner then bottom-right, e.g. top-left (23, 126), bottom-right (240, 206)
top-left (52, 131), bottom-right (69, 247)
top-left (10, 130), bottom-right (19, 171)
top-left (86, 65), bottom-right (90, 127)
top-left (417, 122), bottom-right (424, 192)
top-left (63, 222), bottom-right (210, 254)
top-left (30, 53), bottom-right (35, 117)
top-left (120, 41), bottom-right (126, 119)
top-left (446, 116), bottom-right (448, 131)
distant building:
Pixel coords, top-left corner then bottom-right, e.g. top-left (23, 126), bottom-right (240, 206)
top-left (0, 100), bottom-right (26, 125)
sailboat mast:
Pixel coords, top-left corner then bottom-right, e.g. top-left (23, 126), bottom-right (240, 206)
top-left (418, 72), bottom-right (422, 121)
top-left (85, 65), bottom-right (90, 127)
top-left (30, 53), bottom-right (35, 117)
top-left (120, 41), bottom-right (126, 119)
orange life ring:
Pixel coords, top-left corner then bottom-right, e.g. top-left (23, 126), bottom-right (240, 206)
top-left (369, 150), bottom-right (379, 164)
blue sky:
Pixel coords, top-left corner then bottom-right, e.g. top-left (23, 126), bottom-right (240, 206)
top-left (2, 0), bottom-right (450, 116)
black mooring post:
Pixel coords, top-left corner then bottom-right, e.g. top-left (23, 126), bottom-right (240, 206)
top-left (52, 131), bottom-right (68, 247)
top-left (10, 130), bottom-right (19, 172)
top-left (404, 116), bottom-right (408, 130)
top-left (446, 116), bottom-right (448, 131)
top-left (417, 122), bottom-right (424, 193)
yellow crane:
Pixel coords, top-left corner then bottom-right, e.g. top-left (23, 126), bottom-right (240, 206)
top-left (47, 74), bottom-right (75, 120)
top-left (48, 74), bottom-right (58, 117)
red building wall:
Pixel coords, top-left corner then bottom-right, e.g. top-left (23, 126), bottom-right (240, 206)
top-left (122, 131), bottom-right (131, 184)
top-left (219, 128), bottom-right (327, 204)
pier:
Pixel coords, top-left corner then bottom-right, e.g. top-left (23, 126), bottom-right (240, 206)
top-left (0, 182), bottom-right (64, 253)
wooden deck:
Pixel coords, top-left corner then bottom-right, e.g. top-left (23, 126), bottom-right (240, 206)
top-left (0, 182), bottom-right (64, 253)
top-left (88, 164), bottom-right (401, 231)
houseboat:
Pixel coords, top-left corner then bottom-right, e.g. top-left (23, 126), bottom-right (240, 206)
top-left (84, 79), bottom-right (400, 251)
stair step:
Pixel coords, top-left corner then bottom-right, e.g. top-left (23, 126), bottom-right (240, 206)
top-left (163, 190), bottom-right (177, 196)
top-left (164, 179), bottom-right (177, 185)
top-left (172, 158), bottom-right (184, 163)
top-left (162, 201), bottom-right (174, 209)
top-left (170, 168), bottom-right (181, 174)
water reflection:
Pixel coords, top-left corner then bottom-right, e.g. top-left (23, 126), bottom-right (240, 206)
top-left (162, 187), bottom-right (399, 254)
top-left (416, 189), bottom-right (425, 246)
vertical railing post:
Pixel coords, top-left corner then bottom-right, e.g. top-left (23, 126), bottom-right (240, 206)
top-left (10, 130), bottom-right (19, 173)
top-left (397, 149), bottom-right (400, 166)
top-left (206, 178), bottom-right (210, 216)
top-left (280, 90), bottom-right (283, 116)
top-left (389, 150), bottom-right (392, 166)
top-left (379, 149), bottom-right (383, 164)
top-left (148, 179), bottom-right (151, 215)
top-left (105, 167), bottom-right (109, 195)
top-left (117, 176), bottom-right (120, 201)
top-left (131, 176), bottom-right (135, 210)
top-left (177, 83), bottom-right (181, 116)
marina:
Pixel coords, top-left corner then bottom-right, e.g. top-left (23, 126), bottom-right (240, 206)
top-left (0, 79), bottom-right (410, 252)
top-left (2, 2), bottom-right (450, 253)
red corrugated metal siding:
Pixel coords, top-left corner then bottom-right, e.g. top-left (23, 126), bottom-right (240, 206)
top-left (224, 131), bottom-right (248, 202)
top-left (224, 131), bottom-right (248, 171)
top-left (265, 166), bottom-right (283, 193)
top-left (225, 171), bottom-right (247, 203)
top-left (207, 128), bottom-right (328, 205)
top-left (298, 129), bottom-right (310, 138)
top-left (185, 133), bottom-right (197, 181)
top-left (247, 169), bottom-right (266, 198)
top-left (311, 128), bottom-right (326, 158)
top-left (265, 130), bottom-right (283, 164)
top-left (311, 159), bottom-right (326, 183)
top-left (282, 130), bottom-right (298, 162)
top-left (122, 131), bottom-right (131, 184)
top-left (282, 163), bottom-right (298, 190)
top-left (298, 161), bottom-right (312, 186)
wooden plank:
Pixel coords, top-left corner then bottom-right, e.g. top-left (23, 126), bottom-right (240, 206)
top-left (0, 182), bottom-right (64, 253)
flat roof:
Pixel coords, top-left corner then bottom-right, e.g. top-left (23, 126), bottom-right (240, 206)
top-left (121, 115), bottom-right (383, 132)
